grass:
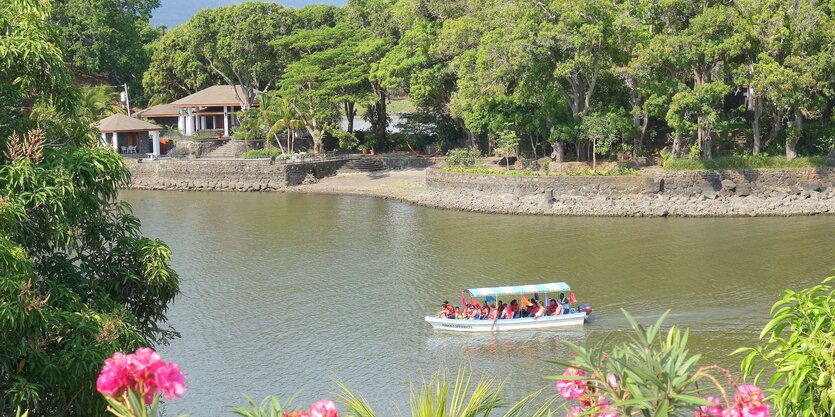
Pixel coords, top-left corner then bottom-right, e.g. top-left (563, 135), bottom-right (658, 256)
top-left (242, 148), bottom-right (283, 159)
top-left (663, 155), bottom-right (833, 171)
top-left (439, 166), bottom-right (640, 176)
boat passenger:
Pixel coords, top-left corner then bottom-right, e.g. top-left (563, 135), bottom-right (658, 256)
top-left (435, 302), bottom-right (450, 318)
top-left (454, 307), bottom-right (464, 319)
top-left (546, 299), bottom-right (559, 316)
top-left (509, 300), bottom-right (520, 318)
top-left (487, 306), bottom-right (499, 321)
top-left (500, 304), bottom-right (514, 320)
top-left (559, 293), bottom-right (570, 310)
top-left (481, 303), bottom-right (490, 320)
top-left (532, 301), bottom-right (546, 319)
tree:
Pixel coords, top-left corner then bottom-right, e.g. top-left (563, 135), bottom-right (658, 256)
top-left (142, 25), bottom-right (221, 104)
top-left (276, 23), bottom-right (371, 155)
top-left (1, 135), bottom-right (180, 417)
top-left (0, 0), bottom-right (73, 142)
top-left (187, 3), bottom-right (299, 110)
top-left (259, 93), bottom-right (304, 154)
top-left (494, 129), bottom-right (519, 171)
top-left (51, 0), bottom-right (162, 102)
top-left (581, 110), bottom-right (632, 171)
top-left (654, 4), bottom-right (748, 159)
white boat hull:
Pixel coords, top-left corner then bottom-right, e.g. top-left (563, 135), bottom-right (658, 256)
top-left (424, 313), bottom-right (588, 332)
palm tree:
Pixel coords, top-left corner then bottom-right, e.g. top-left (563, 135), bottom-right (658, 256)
top-left (259, 94), bottom-right (304, 154)
top-left (78, 85), bottom-right (123, 121)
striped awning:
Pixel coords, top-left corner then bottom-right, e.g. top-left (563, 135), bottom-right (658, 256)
top-left (466, 283), bottom-right (571, 297)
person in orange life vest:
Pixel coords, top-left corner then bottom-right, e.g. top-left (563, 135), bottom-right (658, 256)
top-left (435, 301), bottom-right (451, 318)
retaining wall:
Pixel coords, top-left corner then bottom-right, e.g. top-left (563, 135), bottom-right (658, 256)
top-left (427, 167), bottom-right (835, 197)
top-left (126, 158), bottom-right (346, 191)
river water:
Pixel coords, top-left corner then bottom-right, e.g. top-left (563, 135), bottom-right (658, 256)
top-left (122, 190), bottom-right (835, 416)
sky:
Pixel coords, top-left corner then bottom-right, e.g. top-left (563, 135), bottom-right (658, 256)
top-left (151, 0), bottom-right (346, 28)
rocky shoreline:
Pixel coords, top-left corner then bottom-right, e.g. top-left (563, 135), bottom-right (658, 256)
top-left (286, 172), bottom-right (835, 218)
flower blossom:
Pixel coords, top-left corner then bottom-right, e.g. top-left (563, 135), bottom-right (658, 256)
top-left (556, 367), bottom-right (588, 400)
top-left (309, 399), bottom-right (339, 417)
top-left (607, 373), bottom-right (619, 391)
top-left (596, 397), bottom-right (619, 417)
top-left (732, 385), bottom-right (769, 417)
top-left (567, 406), bottom-right (585, 417)
top-left (96, 348), bottom-right (186, 402)
top-left (694, 396), bottom-right (725, 417)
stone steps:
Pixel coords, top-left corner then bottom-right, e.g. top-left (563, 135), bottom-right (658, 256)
top-left (339, 157), bottom-right (388, 173)
top-left (202, 141), bottom-right (236, 159)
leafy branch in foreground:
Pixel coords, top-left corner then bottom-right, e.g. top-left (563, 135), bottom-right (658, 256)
top-left (550, 310), bottom-right (769, 417)
top-left (736, 271), bottom-right (835, 417)
top-left (339, 368), bottom-right (554, 417)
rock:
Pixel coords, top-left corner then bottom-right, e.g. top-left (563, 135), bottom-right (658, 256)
top-left (720, 179), bottom-right (736, 192)
top-left (800, 190), bottom-right (811, 199)
top-left (803, 181), bottom-right (822, 192)
top-left (789, 185), bottom-right (801, 195)
top-left (645, 177), bottom-right (664, 193)
top-left (736, 184), bottom-right (751, 197)
top-left (702, 187), bottom-right (718, 200)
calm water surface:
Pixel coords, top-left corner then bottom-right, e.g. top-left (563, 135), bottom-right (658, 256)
top-left (122, 190), bottom-right (835, 416)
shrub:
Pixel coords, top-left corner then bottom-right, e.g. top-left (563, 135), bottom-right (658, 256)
top-left (333, 130), bottom-right (359, 150)
top-left (242, 149), bottom-right (283, 159)
top-left (737, 272), bottom-right (835, 417)
top-left (552, 311), bottom-right (770, 417)
top-left (663, 155), bottom-right (833, 171)
top-left (438, 166), bottom-right (639, 176)
top-left (446, 146), bottom-right (482, 167)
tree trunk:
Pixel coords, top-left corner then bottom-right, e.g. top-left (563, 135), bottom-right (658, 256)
top-left (631, 92), bottom-right (643, 156)
top-left (529, 134), bottom-right (537, 159)
top-left (576, 138), bottom-right (581, 161)
top-left (592, 139), bottom-right (597, 172)
top-left (786, 108), bottom-right (802, 160)
top-left (751, 89), bottom-right (762, 155)
top-left (771, 108), bottom-right (784, 141)
top-left (638, 115), bottom-right (649, 157)
top-left (697, 117), bottom-right (712, 160)
top-left (371, 83), bottom-right (387, 143)
top-left (551, 140), bottom-right (565, 162)
top-left (672, 132), bottom-right (682, 159)
top-left (344, 101), bottom-right (355, 133)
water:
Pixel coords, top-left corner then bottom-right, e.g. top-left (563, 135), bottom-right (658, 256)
top-left (122, 190), bottom-right (835, 416)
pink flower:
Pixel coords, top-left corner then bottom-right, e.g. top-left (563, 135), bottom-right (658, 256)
top-left (695, 397), bottom-right (725, 417)
top-left (309, 399), bottom-right (338, 417)
top-left (596, 397), bottom-right (619, 417)
top-left (556, 367), bottom-right (588, 400)
top-left (732, 385), bottom-right (769, 417)
top-left (567, 406), bottom-right (585, 417)
top-left (156, 362), bottom-right (187, 400)
top-left (606, 373), bottom-right (618, 391)
top-left (97, 352), bottom-right (132, 397)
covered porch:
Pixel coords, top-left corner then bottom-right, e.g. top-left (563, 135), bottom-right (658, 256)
top-left (168, 85), bottom-right (257, 137)
top-left (94, 113), bottom-right (163, 156)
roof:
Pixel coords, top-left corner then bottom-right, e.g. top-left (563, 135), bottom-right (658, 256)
top-left (466, 283), bottom-right (571, 297)
top-left (93, 113), bottom-right (162, 133)
top-left (134, 103), bottom-right (182, 118)
top-left (170, 85), bottom-right (258, 107)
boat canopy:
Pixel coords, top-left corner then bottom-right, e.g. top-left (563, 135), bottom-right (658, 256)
top-left (466, 282), bottom-right (571, 298)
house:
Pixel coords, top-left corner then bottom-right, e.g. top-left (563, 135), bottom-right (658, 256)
top-left (133, 103), bottom-right (181, 128)
top-left (167, 85), bottom-right (258, 137)
top-left (94, 113), bottom-right (163, 156)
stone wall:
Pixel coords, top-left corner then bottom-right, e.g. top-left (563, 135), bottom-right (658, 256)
top-left (647, 168), bottom-right (835, 196)
top-left (426, 169), bottom-right (646, 196)
top-left (229, 139), bottom-right (264, 158)
top-left (427, 167), bottom-right (835, 197)
top-left (125, 158), bottom-right (346, 191)
top-left (166, 139), bottom-right (227, 158)
top-left (373, 155), bottom-right (445, 170)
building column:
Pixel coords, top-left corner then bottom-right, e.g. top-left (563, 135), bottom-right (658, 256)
top-left (101, 132), bottom-right (107, 147)
top-left (185, 108), bottom-right (194, 135)
top-left (112, 132), bottom-right (119, 153)
top-left (178, 110), bottom-right (186, 135)
top-left (223, 106), bottom-right (229, 137)
top-left (200, 116), bottom-right (206, 130)
top-left (151, 130), bottom-right (161, 156)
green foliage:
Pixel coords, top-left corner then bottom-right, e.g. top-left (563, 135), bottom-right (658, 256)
top-left (242, 149), bottom-right (284, 159)
top-left (334, 130), bottom-right (360, 150)
top-left (338, 368), bottom-right (553, 417)
top-left (50, 0), bottom-right (160, 101)
top-left (663, 155), bottom-right (833, 171)
top-left (446, 147), bottom-right (481, 167)
top-left (228, 395), bottom-right (294, 417)
top-left (439, 167), bottom-right (639, 176)
top-left (736, 272), bottom-right (835, 417)
top-left (0, 140), bottom-right (179, 416)
top-left (143, 25), bottom-right (221, 104)
top-left (551, 311), bottom-right (724, 416)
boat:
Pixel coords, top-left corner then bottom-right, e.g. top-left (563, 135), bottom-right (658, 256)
top-left (424, 282), bottom-right (592, 332)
